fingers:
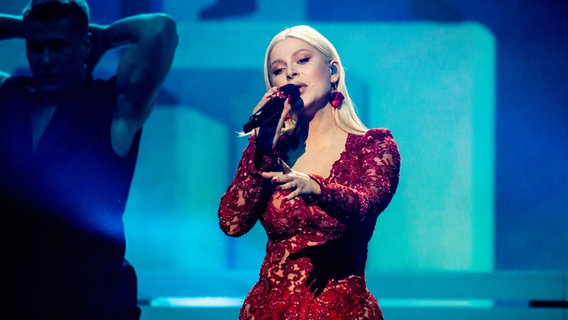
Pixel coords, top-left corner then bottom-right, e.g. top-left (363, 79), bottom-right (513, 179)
top-left (259, 159), bottom-right (290, 179)
top-left (270, 176), bottom-right (304, 200)
top-left (262, 159), bottom-right (312, 200)
top-left (251, 87), bottom-right (280, 115)
top-left (269, 175), bottom-right (296, 191)
top-left (307, 275), bottom-right (325, 298)
top-left (253, 86), bottom-right (292, 114)
top-left (278, 158), bottom-right (292, 174)
top-left (282, 95), bottom-right (293, 116)
top-left (271, 98), bottom-right (292, 149)
top-left (261, 168), bottom-right (296, 192)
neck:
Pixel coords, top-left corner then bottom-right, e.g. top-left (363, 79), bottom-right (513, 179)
top-left (304, 106), bottom-right (338, 138)
top-left (36, 73), bottom-right (89, 105)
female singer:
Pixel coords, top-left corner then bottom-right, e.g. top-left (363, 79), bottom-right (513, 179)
top-left (218, 25), bottom-right (400, 319)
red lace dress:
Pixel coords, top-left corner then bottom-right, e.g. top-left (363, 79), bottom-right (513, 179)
top-left (218, 128), bottom-right (400, 320)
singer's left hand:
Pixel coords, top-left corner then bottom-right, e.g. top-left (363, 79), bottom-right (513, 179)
top-left (251, 87), bottom-right (293, 150)
top-left (261, 159), bottom-right (321, 200)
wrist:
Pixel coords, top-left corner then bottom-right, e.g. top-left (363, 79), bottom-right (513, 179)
top-left (303, 174), bottom-right (324, 204)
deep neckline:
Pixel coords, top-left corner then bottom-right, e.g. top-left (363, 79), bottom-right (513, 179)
top-left (325, 133), bottom-right (355, 179)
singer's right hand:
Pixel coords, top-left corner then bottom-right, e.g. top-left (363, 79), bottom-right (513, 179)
top-left (251, 86), bottom-right (282, 115)
top-left (252, 87), bottom-right (293, 150)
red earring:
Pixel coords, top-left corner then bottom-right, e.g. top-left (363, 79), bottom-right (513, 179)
top-left (329, 91), bottom-right (344, 108)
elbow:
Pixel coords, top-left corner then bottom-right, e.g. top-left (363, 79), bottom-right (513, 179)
top-left (137, 13), bottom-right (178, 53)
top-left (219, 221), bottom-right (247, 238)
top-left (225, 230), bottom-right (244, 238)
top-left (153, 13), bottom-right (178, 46)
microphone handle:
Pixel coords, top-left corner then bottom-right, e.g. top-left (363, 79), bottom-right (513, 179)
top-left (242, 84), bottom-right (302, 134)
top-left (243, 97), bottom-right (285, 133)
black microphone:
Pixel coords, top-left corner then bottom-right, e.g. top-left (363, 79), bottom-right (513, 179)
top-left (242, 84), bottom-right (303, 134)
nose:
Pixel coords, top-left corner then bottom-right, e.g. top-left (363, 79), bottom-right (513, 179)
top-left (40, 48), bottom-right (54, 66)
top-left (286, 66), bottom-right (298, 80)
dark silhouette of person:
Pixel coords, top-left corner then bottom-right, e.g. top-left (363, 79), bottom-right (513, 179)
top-left (0, 1), bottom-right (178, 318)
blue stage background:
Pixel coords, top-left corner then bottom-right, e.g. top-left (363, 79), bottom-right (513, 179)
top-left (1, 1), bottom-right (566, 318)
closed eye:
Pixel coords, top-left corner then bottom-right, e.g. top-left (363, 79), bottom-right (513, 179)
top-left (272, 68), bottom-right (284, 76)
top-left (49, 40), bottom-right (68, 53)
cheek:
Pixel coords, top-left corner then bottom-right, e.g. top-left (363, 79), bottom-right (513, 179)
top-left (309, 66), bottom-right (332, 86)
top-left (271, 75), bottom-right (287, 88)
top-left (26, 53), bottom-right (43, 70)
top-left (26, 47), bottom-right (40, 59)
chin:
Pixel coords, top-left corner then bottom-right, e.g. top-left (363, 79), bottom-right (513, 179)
top-left (35, 79), bottom-right (69, 94)
top-left (37, 85), bottom-right (63, 94)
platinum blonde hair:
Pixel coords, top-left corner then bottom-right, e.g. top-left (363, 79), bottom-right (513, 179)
top-left (263, 25), bottom-right (368, 135)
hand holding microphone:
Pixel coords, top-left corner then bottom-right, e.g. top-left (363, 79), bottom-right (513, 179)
top-left (244, 84), bottom-right (303, 155)
top-left (243, 84), bottom-right (303, 134)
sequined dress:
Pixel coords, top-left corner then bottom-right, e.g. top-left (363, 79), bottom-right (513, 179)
top-left (218, 128), bottom-right (400, 320)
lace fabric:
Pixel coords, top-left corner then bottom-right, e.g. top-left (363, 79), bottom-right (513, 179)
top-left (219, 128), bottom-right (400, 320)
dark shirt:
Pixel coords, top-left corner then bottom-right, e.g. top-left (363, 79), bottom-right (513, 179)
top-left (0, 75), bottom-right (142, 319)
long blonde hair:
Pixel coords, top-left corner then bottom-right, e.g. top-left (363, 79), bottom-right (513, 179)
top-left (263, 25), bottom-right (368, 135)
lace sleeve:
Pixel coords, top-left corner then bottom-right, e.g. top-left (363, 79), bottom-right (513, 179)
top-left (218, 135), bottom-right (279, 236)
top-left (307, 129), bottom-right (401, 222)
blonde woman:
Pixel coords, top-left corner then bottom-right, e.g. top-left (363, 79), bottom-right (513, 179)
top-left (219, 25), bottom-right (400, 319)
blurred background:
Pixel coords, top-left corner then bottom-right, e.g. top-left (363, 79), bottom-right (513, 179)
top-left (1, 0), bottom-right (566, 319)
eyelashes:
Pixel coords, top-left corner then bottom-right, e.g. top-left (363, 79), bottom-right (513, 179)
top-left (272, 68), bottom-right (284, 76)
top-left (271, 56), bottom-right (312, 76)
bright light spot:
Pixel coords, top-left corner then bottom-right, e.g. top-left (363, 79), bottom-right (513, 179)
top-left (150, 296), bottom-right (244, 308)
top-left (379, 299), bottom-right (494, 308)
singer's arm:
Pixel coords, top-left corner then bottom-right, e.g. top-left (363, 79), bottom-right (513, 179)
top-left (218, 135), bottom-right (280, 236)
top-left (243, 84), bottom-right (301, 150)
top-left (306, 129), bottom-right (400, 222)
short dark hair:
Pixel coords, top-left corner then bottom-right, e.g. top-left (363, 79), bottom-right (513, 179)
top-left (23, 0), bottom-right (90, 34)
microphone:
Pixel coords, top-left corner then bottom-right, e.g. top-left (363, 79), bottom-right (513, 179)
top-left (242, 84), bottom-right (303, 134)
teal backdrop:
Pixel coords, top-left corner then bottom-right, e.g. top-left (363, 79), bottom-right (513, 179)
top-left (122, 21), bottom-right (496, 274)
top-left (1, 1), bottom-right (566, 318)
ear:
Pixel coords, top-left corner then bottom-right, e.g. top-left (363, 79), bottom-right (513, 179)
top-left (329, 60), bottom-right (340, 84)
top-left (82, 33), bottom-right (92, 63)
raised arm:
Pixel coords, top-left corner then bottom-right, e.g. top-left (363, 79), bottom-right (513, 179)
top-left (90, 13), bottom-right (178, 157)
top-left (218, 134), bottom-right (282, 237)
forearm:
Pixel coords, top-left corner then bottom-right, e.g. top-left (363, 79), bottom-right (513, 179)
top-left (105, 13), bottom-right (178, 157)
top-left (306, 130), bottom-right (401, 221)
top-left (103, 13), bottom-right (177, 50)
top-left (218, 181), bottom-right (263, 237)
top-left (218, 138), bottom-right (269, 236)
top-left (111, 13), bottom-right (178, 125)
top-left (0, 14), bottom-right (24, 40)
top-left (109, 13), bottom-right (178, 86)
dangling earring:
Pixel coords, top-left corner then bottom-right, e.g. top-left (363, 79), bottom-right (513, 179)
top-left (329, 91), bottom-right (344, 108)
